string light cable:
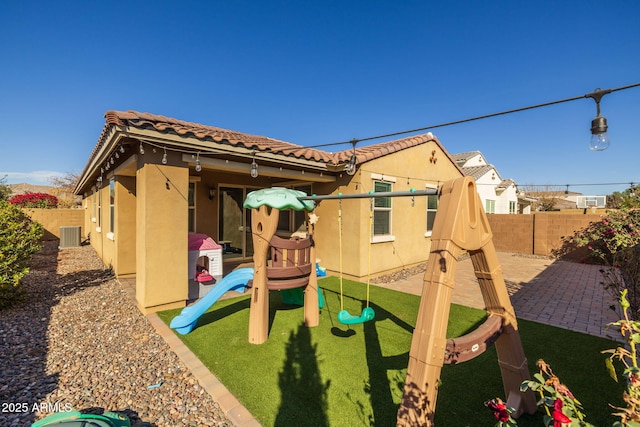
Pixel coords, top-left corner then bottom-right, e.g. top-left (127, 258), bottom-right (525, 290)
top-left (284, 82), bottom-right (640, 152)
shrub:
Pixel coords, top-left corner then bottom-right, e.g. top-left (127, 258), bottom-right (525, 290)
top-left (8, 192), bottom-right (58, 209)
top-left (0, 201), bottom-right (44, 308)
top-left (555, 209), bottom-right (640, 319)
top-left (570, 210), bottom-right (640, 266)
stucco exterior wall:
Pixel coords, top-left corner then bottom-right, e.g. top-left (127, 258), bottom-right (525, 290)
top-left (313, 141), bottom-right (463, 278)
top-left (495, 184), bottom-right (518, 214)
top-left (114, 176), bottom-right (136, 276)
top-left (85, 183), bottom-right (116, 268)
top-left (136, 162), bottom-right (190, 313)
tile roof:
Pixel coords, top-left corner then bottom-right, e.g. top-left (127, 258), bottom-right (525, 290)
top-left (97, 110), bottom-right (444, 166)
top-left (451, 151), bottom-right (482, 164)
top-left (496, 178), bottom-right (516, 191)
top-left (461, 164), bottom-right (497, 180)
top-left (78, 110), bottom-right (458, 193)
top-left (104, 110), bottom-right (335, 163)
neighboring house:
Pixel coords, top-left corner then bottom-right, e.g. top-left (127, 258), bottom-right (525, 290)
top-left (451, 151), bottom-right (524, 214)
top-left (524, 190), bottom-right (607, 211)
top-left (74, 110), bottom-right (464, 313)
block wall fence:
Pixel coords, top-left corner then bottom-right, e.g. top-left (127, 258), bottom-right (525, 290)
top-left (487, 212), bottom-right (603, 257)
top-left (24, 208), bottom-right (84, 241)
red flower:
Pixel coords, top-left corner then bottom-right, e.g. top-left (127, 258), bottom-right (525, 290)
top-left (552, 399), bottom-right (571, 426)
top-left (484, 398), bottom-right (510, 422)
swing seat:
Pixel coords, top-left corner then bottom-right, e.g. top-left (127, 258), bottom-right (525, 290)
top-left (337, 307), bottom-right (375, 325)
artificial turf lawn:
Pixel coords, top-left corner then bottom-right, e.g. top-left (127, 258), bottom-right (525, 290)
top-left (158, 276), bottom-right (625, 427)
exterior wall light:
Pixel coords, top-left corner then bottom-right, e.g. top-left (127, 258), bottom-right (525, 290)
top-left (209, 187), bottom-right (216, 200)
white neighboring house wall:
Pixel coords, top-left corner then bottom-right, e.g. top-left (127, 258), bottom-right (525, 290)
top-left (452, 151), bottom-right (520, 214)
top-left (474, 169), bottom-right (518, 214)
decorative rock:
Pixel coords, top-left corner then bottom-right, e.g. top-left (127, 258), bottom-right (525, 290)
top-left (0, 241), bottom-right (232, 427)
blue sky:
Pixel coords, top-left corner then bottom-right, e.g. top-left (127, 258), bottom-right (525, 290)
top-left (1, 1), bottom-right (639, 195)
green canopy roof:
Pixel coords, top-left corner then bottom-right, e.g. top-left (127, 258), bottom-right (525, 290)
top-left (243, 187), bottom-right (315, 211)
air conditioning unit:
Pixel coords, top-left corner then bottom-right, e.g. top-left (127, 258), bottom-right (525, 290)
top-left (60, 226), bottom-right (81, 248)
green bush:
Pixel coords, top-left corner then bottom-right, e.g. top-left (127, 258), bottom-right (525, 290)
top-left (0, 201), bottom-right (44, 308)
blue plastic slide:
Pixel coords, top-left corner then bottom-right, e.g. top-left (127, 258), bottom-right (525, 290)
top-left (170, 268), bottom-right (254, 335)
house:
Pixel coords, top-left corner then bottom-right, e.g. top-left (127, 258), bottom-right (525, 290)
top-left (74, 110), bottom-right (464, 313)
top-left (522, 190), bottom-right (607, 211)
top-left (451, 151), bottom-right (527, 213)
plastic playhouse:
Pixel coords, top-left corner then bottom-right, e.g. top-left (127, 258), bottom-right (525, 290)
top-left (187, 233), bottom-right (223, 299)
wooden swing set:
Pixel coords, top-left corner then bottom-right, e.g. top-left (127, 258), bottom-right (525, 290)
top-left (244, 177), bottom-right (536, 425)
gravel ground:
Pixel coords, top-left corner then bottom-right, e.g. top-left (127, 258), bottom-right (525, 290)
top-left (0, 241), bottom-right (232, 427)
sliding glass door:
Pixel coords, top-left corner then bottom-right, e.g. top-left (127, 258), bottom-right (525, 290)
top-left (218, 186), bottom-right (257, 261)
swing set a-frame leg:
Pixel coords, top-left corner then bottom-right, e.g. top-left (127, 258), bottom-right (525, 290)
top-left (396, 177), bottom-right (537, 426)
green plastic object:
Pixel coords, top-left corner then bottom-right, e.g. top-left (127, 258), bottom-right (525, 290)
top-left (337, 307), bottom-right (375, 325)
top-left (31, 411), bottom-right (131, 427)
top-left (243, 187), bottom-right (314, 211)
top-left (281, 287), bottom-right (325, 308)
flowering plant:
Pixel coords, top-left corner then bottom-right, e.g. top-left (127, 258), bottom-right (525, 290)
top-left (520, 359), bottom-right (593, 426)
top-left (8, 192), bottom-right (58, 208)
top-left (484, 398), bottom-right (517, 426)
top-left (602, 289), bottom-right (640, 426)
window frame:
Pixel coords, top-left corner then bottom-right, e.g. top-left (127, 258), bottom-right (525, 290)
top-left (91, 188), bottom-right (97, 222)
top-left (107, 178), bottom-right (115, 240)
top-left (425, 189), bottom-right (439, 237)
top-left (485, 199), bottom-right (496, 214)
top-left (371, 179), bottom-right (395, 243)
top-left (188, 182), bottom-right (196, 233)
top-left (96, 186), bottom-right (102, 232)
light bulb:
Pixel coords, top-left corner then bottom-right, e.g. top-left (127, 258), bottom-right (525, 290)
top-left (139, 143), bottom-right (145, 155)
top-left (250, 159), bottom-right (258, 178)
top-left (590, 115), bottom-right (610, 151)
top-left (162, 148), bottom-right (168, 164)
top-left (590, 132), bottom-right (610, 151)
top-left (194, 153), bottom-right (202, 172)
top-left (345, 154), bottom-right (357, 176)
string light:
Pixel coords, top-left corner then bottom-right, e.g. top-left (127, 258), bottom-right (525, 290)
top-left (280, 82), bottom-right (640, 153)
top-left (139, 142), bottom-right (145, 155)
top-left (162, 147), bottom-right (168, 164)
top-left (195, 152), bottom-right (202, 172)
top-left (250, 152), bottom-right (258, 178)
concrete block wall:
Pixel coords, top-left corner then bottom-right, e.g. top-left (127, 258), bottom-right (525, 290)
top-left (487, 213), bottom-right (602, 256)
top-left (24, 208), bottom-right (84, 241)
top-left (486, 214), bottom-right (534, 254)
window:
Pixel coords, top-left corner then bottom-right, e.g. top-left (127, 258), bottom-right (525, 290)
top-left (97, 187), bottom-right (102, 231)
top-left (485, 199), bottom-right (496, 214)
top-left (188, 182), bottom-right (196, 233)
top-left (373, 181), bottom-right (392, 238)
top-left (91, 188), bottom-right (97, 222)
top-left (109, 178), bottom-right (115, 235)
top-left (509, 201), bottom-right (517, 214)
top-left (426, 194), bottom-right (438, 236)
